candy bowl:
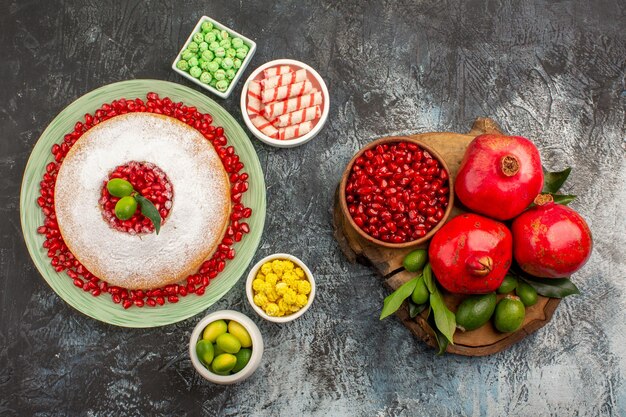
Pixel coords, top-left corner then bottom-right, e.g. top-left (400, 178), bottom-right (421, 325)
top-left (240, 59), bottom-right (330, 148)
top-left (172, 16), bottom-right (257, 99)
top-left (246, 253), bottom-right (316, 323)
top-left (339, 136), bottom-right (454, 249)
top-left (189, 310), bottom-right (264, 384)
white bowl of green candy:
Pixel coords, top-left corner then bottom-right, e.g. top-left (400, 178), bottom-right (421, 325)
top-left (172, 16), bottom-right (256, 99)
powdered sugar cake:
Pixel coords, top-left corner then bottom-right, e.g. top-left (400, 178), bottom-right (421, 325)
top-left (54, 112), bottom-right (231, 290)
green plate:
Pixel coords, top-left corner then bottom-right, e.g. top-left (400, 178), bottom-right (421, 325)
top-left (20, 79), bottom-right (266, 328)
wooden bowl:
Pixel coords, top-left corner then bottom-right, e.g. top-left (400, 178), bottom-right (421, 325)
top-left (338, 136), bottom-right (454, 249)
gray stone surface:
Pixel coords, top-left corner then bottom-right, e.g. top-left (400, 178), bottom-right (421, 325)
top-left (1, 0), bottom-right (625, 416)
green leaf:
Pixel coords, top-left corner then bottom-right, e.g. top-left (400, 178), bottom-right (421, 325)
top-left (521, 276), bottom-right (580, 298)
top-left (380, 277), bottom-right (419, 320)
top-left (551, 194), bottom-right (576, 205)
top-left (427, 315), bottom-right (449, 355)
top-left (408, 301), bottom-right (428, 318)
top-left (429, 290), bottom-right (456, 344)
top-left (543, 166), bottom-right (571, 193)
top-left (422, 263), bottom-right (435, 294)
top-left (134, 194), bottom-right (162, 235)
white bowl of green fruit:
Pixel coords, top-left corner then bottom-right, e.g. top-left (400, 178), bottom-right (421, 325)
top-left (189, 310), bottom-right (264, 384)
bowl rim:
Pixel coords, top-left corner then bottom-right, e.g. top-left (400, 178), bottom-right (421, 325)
top-left (338, 136), bottom-right (455, 249)
top-left (239, 59), bottom-right (330, 148)
top-left (189, 310), bottom-right (264, 384)
top-left (171, 15), bottom-right (257, 99)
top-left (245, 253), bottom-right (316, 323)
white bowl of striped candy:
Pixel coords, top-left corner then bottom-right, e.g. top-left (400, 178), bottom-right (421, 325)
top-left (240, 59), bottom-right (330, 148)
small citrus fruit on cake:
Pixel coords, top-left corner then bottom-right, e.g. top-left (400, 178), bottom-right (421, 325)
top-left (37, 93), bottom-right (253, 308)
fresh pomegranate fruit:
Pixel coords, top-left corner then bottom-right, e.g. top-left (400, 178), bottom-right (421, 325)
top-left (429, 213), bottom-right (513, 294)
top-left (512, 194), bottom-right (592, 278)
top-left (455, 134), bottom-right (543, 220)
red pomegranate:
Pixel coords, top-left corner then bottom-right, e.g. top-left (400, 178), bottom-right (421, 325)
top-left (512, 194), bottom-right (592, 278)
top-left (429, 213), bottom-right (512, 294)
top-left (455, 134), bottom-right (544, 220)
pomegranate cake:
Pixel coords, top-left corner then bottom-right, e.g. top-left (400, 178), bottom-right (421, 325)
top-left (54, 112), bottom-right (231, 290)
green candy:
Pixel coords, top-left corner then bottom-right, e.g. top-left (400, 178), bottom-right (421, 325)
top-left (212, 29), bottom-right (222, 41)
top-left (215, 47), bottom-right (226, 58)
top-left (200, 61), bottom-right (211, 71)
top-left (219, 39), bottom-right (231, 49)
top-left (189, 66), bottom-right (202, 78)
top-left (231, 37), bottom-right (244, 48)
top-left (200, 71), bottom-right (212, 84)
top-left (209, 79), bottom-right (217, 87)
top-left (235, 47), bottom-right (247, 59)
top-left (181, 49), bottom-right (195, 60)
top-left (225, 68), bottom-right (236, 80)
top-left (204, 32), bottom-right (216, 43)
top-left (221, 57), bottom-right (234, 69)
top-left (208, 41), bottom-right (220, 51)
top-left (187, 57), bottom-right (199, 67)
top-left (201, 50), bottom-right (214, 61)
top-left (214, 69), bottom-right (226, 81)
top-left (220, 30), bottom-right (229, 39)
top-left (212, 57), bottom-right (222, 65)
top-left (193, 32), bottom-right (204, 43)
top-left (207, 61), bottom-right (220, 72)
top-left (199, 41), bottom-right (209, 52)
top-left (216, 79), bottom-right (229, 92)
top-left (201, 21), bottom-right (213, 33)
top-left (225, 48), bottom-right (236, 58)
top-left (233, 58), bottom-right (242, 69)
top-left (176, 59), bottom-right (189, 71)
top-left (188, 41), bottom-right (199, 52)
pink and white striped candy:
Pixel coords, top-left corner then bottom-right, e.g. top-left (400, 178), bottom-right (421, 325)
top-left (271, 105), bottom-right (321, 128)
top-left (263, 65), bottom-right (291, 79)
top-left (250, 114), bottom-right (278, 138)
top-left (262, 80), bottom-right (313, 104)
top-left (261, 69), bottom-right (307, 90)
top-left (263, 90), bottom-right (323, 120)
top-left (277, 121), bottom-right (313, 140)
top-left (246, 81), bottom-right (263, 116)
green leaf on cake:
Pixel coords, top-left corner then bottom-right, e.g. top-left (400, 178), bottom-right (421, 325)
top-left (134, 194), bottom-right (162, 235)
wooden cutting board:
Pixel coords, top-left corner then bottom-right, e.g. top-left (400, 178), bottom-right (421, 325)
top-left (332, 117), bottom-right (560, 356)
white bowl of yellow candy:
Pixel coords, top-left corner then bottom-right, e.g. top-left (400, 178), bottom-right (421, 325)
top-left (246, 253), bottom-right (315, 323)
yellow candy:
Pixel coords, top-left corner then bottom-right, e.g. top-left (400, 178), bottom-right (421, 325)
top-left (282, 272), bottom-right (296, 288)
top-left (253, 293), bottom-right (268, 308)
top-left (260, 262), bottom-right (272, 275)
top-left (252, 278), bottom-right (265, 292)
top-left (275, 282), bottom-right (289, 295)
top-left (265, 273), bottom-right (278, 286)
top-left (266, 289), bottom-right (279, 302)
top-left (297, 280), bottom-right (311, 295)
top-left (255, 273), bottom-right (265, 281)
top-left (265, 303), bottom-right (280, 316)
top-left (278, 299), bottom-right (290, 313)
top-left (271, 259), bottom-right (284, 273)
top-left (295, 267), bottom-right (305, 278)
top-left (290, 304), bottom-right (301, 312)
top-left (295, 294), bottom-right (308, 308)
top-left (283, 289), bottom-right (297, 305)
top-left (283, 260), bottom-right (294, 271)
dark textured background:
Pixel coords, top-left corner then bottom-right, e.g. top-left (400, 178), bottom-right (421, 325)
top-left (1, 0), bottom-right (625, 416)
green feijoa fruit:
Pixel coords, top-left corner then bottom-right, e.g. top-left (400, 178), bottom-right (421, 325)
top-left (455, 293), bottom-right (497, 331)
top-left (410, 276), bottom-right (429, 305)
top-left (216, 333), bottom-right (241, 354)
top-left (403, 249), bottom-right (428, 272)
top-left (114, 196), bottom-right (138, 220)
top-left (228, 321), bottom-right (252, 348)
top-left (202, 320), bottom-right (227, 342)
top-left (213, 343), bottom-right (226, 357)
top-left (195, 339), bottom-right (214, 366)
top-left (494, 295), bottom-right (526, 333)
top-left (107, 178), bottom-right (134, 197)
top-left (211, 353), bottom-right (237, 373)
top-left (231, 348), bottom-right (252, 373)
top-left (497, 274), bottom-right (518, 294)
top-left (516, 281), bottom-right (538, 307)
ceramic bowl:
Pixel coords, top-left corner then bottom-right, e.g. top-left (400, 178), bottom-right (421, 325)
top-left (338, 136), bottom-right (454, 249)
top-left (246, 253), bottom-right (315, 323)
top-left (189, 310), bottom-right (263, 384)
top-left (172, 15), bottom-right (257, 99)
top-left (240, 59), bottom-right (329, 148)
